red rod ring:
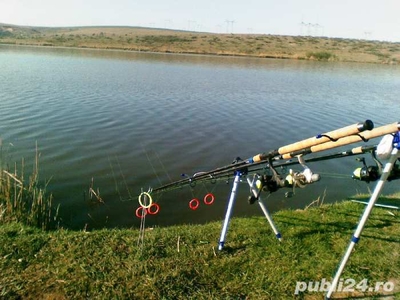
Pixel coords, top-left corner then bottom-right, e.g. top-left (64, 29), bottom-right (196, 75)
top-left (203, 193), bottom-right (215, 205)
top-left (135, 206), bottom-right (147, 218)
top-left (189, 198), bottom-right (200, 210)
top-left (147, 203), bottom-right (160, 215)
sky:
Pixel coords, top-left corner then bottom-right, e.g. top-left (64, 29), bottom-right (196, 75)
top-left (1, 0), bottom-right (400, 42)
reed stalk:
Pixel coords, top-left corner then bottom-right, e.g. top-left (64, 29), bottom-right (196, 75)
top-left (0, 142), bottom-right (58, 230)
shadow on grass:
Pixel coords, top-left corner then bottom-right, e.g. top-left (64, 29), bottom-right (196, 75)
top-left (349, 194), bottom-right (400, 207)
top-left (274, 202), bottom-right (399, 243)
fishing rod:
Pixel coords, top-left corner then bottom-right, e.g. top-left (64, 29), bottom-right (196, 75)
top-left (149, 120), bottom-right (374, 194)
top-left (247, 144), bottom-right (377, 176)
top-left (174, 144), bottom-right (378, 189)
top-left (142, 145), bottom-right (372, 206)
top-left (248, 122), bottom-right (400, 196)
top-left (180, 144), bottom-right (375, 186)
top-left (243, 144), bottom-right (378, 202)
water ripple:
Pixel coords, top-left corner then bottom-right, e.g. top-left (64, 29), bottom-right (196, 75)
top-left (1, 45), bottom-right (400, 229)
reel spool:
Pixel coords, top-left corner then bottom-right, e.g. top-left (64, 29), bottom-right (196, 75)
top-left (352, 166), bottom-right (380, 182)
top-left (353, 160), bottom-right (400, 182)
top-left (352, 157), bottom-right (381, 183)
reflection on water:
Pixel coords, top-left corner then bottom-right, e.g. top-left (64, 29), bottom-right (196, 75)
top-left (0, 44), bottom-right (399, 229)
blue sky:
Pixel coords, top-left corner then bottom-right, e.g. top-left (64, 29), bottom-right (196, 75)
top-left (1, 0), bottom-right (399, 41)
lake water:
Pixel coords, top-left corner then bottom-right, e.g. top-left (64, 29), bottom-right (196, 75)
top-left (1, 44), bottom-right (399, 230)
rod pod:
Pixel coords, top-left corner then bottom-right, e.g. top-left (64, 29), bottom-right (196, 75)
top-left (247, 176), bottom-right (282, 241)
top-left (218, 171), bottom-right (285, 251)
top-left (218, 171), bottom-right (241, 251)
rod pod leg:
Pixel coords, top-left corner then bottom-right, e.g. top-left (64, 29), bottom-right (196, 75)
top-left (326, 148), bottom-right (399, 299)
top-left (246, 177), bottom-right (282, 241)
top-left (218, 172), bottom-right (241, 251)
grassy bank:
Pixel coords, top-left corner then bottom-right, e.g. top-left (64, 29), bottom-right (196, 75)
top-left (1, 24), bottom-right (400, 64)
top-left (1, 198), bottom-right (399, 299)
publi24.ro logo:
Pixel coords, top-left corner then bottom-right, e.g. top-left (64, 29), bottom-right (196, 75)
top-left (294, 278), bottom-right (395, 295)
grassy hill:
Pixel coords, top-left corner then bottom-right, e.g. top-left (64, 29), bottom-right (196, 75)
top-left (1, 23), bottom-right (400, 64)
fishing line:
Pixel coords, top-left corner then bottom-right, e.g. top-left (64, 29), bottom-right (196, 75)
top-left (180, 173), bottom-right (214, 209)
top-left (115, 155), bottom-right (134, 200)
top-left (141, 144), bottom-right (163, 187)
top-left (317, 172), bottom-right (351, 179)
top-left (108, 155), bottom-right (123, 201)
top-left (196, 174), bottom-right (219, 207)
top-left (192, 171), bottom-right (219, 197)
top-left (154, 151), bottom-right (173, 182)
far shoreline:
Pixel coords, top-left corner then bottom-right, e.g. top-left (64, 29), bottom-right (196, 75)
top-left (1, 41), bottom-right (297, 60)
top-left (1, 25), bottom-right (400, 65)
top-left (1, 41), bottom-right (399, 66)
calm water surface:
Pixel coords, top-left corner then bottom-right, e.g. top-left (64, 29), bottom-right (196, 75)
top-left (1, 45), bottom-right (399, 229)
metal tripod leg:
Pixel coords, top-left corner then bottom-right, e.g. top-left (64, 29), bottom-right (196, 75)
top-left (247, 177), bottom-right (282, 241)
top-left (218, 171), bottom-right (241, 251)
top-left (326, 147), bottom-right (399, 299)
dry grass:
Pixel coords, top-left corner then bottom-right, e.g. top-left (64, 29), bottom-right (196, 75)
top-left (0, 142), bottom-right (58, 230)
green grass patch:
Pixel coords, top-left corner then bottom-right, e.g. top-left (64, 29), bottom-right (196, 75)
top-left (0, 200), bottom-right (399, 299)
top-left (306, 51), bottom-right (337, 61)
top-left (136, 35), bottom-right (193, 45)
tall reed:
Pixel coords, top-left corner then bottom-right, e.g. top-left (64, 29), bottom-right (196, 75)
top-left (0, 141), bottom-right (59, 230)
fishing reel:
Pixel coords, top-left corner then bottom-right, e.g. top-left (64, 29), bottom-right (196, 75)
top-left (283, 157), bottom-right (321, 198)
top-left (283, 168), bottom-right (321, 197)
top-left (352, 157), bottom-right (380, 183)
top-left (352, 156), bottom-right (400, 182)
top-left (247, 155), bottom-right (320, 203)
top-left (389, 162), bottom-right (400, 181)
top-left (247, 167), bottom-right (284, 204)
top-left (247, 173), bottom-right (279, 204)
top-left (352, 147), bottom-right (383, 183)
top-left (354, 133), bottom-right (400, 183)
